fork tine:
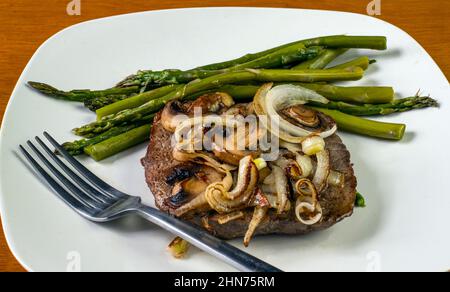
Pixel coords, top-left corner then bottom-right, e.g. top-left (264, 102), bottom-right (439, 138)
top-left (19, 145), bottom-right (95, 217)
top-left (35, 136), bottom-right (115, 204)
top-left (27, 141), bottom-right (107, 211)
top-left (43, 132), bottom-right (126, 199)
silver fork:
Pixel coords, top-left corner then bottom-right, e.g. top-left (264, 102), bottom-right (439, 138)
top-left (19, 132), bottom-right (282, 272)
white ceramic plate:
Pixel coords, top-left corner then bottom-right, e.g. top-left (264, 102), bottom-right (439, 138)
top-left (1, 8), bottom-right (449, 272)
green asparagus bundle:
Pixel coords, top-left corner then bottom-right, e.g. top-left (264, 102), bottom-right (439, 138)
top-left (116, 45), bottom-right (323, 88)
top-left (29, 35), bottom-right (386, 111)
top-left (63, 114), bottom-right (155, 155)
top-left (182, 84), bottom-right (435, 116)
top-left (84, 124), bottom-right (152, 161)
top-left (117, 35), bottom-right (386, 89)
top-left (96, 82), bottom-right (391, 119)
top-left (74, 67), bottom-right (365, 137)
top-left (29, 34), bottom-right (440, 161)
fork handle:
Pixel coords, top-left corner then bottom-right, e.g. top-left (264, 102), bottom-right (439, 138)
top-left (134, 205), bottom-right (283, 272)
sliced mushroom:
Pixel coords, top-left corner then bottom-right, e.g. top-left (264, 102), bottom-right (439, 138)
top-left (278, 105), bottom-right (337, 139)
top-left (162, 92), bottom-right (235, 132)
top-left (165, 164), bottom-right (200, 185)
top-left (167, 165), bottom-right (223, 216)
top-left (224, 103), bottom-right (255, 117)
top-left (187, 92), bottom-right (235, 114)
top-left (212, 145), bottom-right (260, 166)
top-left (281, 105), bottom-right (320, 128)
top-left (253, 83), bottom-right (337, 142)
top-left (161, 101), bottom-right (189, 133)
top-left (172, 147), bottom-right (236, 174)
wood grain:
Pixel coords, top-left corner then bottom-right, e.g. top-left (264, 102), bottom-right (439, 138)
top-left (0, 0), bottom-right (448, 272)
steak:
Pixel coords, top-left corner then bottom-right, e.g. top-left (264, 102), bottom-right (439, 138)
top-left (142, 112), bottom-right (357, 240)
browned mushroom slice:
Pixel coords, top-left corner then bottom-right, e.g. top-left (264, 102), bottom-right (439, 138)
top-left (224, 103), bottom-right (255, 117)
top-left (161, 92), bottom-right (235, 132)
top-left (281, 105), bottom-right (320, 128)
top-left (165, 165), bottom-right (223, 216)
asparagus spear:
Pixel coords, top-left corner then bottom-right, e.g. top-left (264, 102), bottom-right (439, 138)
top-left (185, 84), bottom-right (395, 104)
top-left (302, 35), bottom-right (387, 50)
top-left (74, 68), bottom-right (364, 136)
top-left (116, 45), bottom-right (323, 88)
top-left (311, 107), bottom-right (406, 140)
top-left (329, 56), bottom-right (375, 70)
top-left (311, 96), bottom-right (438, 116)
top-left (84, 124), bottom-right (152, 161)
top-left (292, 49), bottom-right (348, 70)
top-left (96, 84), bottom-right (182, 119)
top-left (28, 82), bottom-right (140, 102)
top-left (299, 83), bottom-right (393, 104)
top-left (62, 114), bottom-right (155, 155)
top-left (183, 84), bottom-right (431, 116)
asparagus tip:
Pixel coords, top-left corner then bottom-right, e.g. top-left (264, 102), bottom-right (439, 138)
top-left (28, 81), bottom-right (55, 92)
top-left (27, 81), bottom-right (67, 98)
top-left (413, 92), bottom-right (439, 108)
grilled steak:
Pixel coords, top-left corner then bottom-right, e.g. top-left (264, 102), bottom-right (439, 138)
top-left (142, 111), bottom-right (357, 240)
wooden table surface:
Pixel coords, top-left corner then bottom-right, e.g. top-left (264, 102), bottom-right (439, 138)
top-left (0, 0), bottom-right (448, 272)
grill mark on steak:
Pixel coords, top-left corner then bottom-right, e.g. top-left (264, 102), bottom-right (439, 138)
top-left (142, 111), bottom-right (357, 239)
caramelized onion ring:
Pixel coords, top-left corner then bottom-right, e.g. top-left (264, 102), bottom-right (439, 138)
top-left (294, 179), bottom-right (323, 225)
top-left (205, 156), bottom-right (259, 214)
top-left (253, 83), bottom-right (337, 143)
top-left (295, 197), bottom-right (323, 226)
